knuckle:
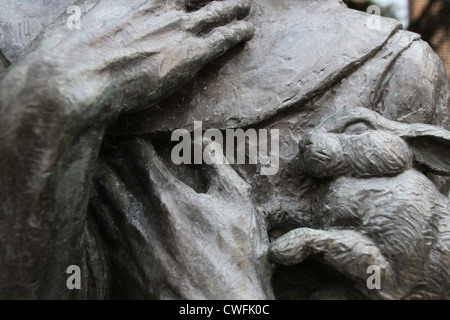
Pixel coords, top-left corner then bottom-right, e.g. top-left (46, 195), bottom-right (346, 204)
top-left (180, 14), bottom-right (194, 30)
top-left (212, 29), bottom-right (229, 45)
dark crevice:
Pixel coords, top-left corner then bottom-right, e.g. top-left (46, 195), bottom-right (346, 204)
top-left (272, 259), bottom-right (367, 300)
top-left (0, 49), bottom-right (11, 68)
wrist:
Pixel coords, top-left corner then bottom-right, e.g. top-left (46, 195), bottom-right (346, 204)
top-left (1, 52), bottom-right (115, 126)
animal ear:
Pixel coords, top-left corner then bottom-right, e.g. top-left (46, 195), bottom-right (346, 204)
top-left (399, 124), bottom-right (450, 176)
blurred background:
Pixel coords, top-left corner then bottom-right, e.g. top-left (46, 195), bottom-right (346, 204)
top-left (344, 0), bottom-right (450, 78)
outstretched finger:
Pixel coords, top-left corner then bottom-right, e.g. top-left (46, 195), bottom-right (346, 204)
top-left (187, 0), bottom-right (251, 34)
top-left (196, 20), bottom-right (255, 63)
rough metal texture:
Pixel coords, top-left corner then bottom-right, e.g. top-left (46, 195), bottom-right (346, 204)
top-left (0, 0), bottom-right (449, 299)
top-left (111, 0), bottom-right (403, 135)
top-left (0, 0), bottom-right (262, 299)
top-left (0, 0), bottom-right (76, 63)
top-left (271, 108), bottom-right (450, 300)
top-left (89, 139), bottom-right (273, 299)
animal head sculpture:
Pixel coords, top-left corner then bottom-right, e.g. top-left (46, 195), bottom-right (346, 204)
top-left (298, 107), bottom-right (450, 179)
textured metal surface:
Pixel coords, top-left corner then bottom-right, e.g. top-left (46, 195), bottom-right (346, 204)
top-left (0, 0), bottom-right (449, 299)
top-left (271, 108), bottom-right (450, 299)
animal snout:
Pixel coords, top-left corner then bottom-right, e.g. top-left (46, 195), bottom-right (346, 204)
top-left (298, 133), bottom-right (344, 178)
top-left (299, 133), bottom-right (314, 148)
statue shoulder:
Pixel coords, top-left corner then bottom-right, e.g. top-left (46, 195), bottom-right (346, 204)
top-left (373, 29), bottom-right (450, 130)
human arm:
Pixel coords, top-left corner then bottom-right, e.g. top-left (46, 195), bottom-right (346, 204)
top-left (0, 0), bottom-right (253, 298)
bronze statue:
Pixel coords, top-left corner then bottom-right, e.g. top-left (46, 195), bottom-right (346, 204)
top-left (0, 0), bottom-right (448, 299)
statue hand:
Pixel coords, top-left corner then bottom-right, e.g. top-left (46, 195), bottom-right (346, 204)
top-left (27, 0), bottom-right (253, 118)
top-left (270, 228), bottom-right (398, 299)
top-left (0, 0), bottom-right (254, 298)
